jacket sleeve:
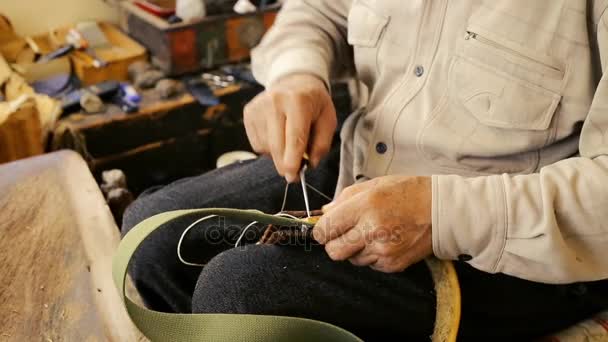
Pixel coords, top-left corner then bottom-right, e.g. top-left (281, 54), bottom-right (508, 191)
top-left (432, 10), bottom-right (608, 284)
top-left (251, 0), bottom-right (353, 87)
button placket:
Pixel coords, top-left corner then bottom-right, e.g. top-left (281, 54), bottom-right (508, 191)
top-left (361, 0), bottom-right (447, 177)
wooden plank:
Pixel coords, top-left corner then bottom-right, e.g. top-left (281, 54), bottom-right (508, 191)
top-left (0, 99), bottom-right (43, 164)
top-left (0, 151), bottom-right (146, 341)
top-left (53, 82), bottom-right (239, 131)
top-left (58, 98), bottom-right (206, 158)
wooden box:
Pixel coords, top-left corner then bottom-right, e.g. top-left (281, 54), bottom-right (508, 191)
top-left (119, 1), bottom-right (279, 75)
top-left (0, 22), bottom-right (147, 86)
top-left (51, 23), bottom-right (148, 86)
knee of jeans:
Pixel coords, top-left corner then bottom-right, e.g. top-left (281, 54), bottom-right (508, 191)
top-left (122, 199), bottom-right (184, 284)
top-left (192, 246), bottom-right (280, 314)
top-left (126, 228), bottom-right (167, 283)
top-left (122, 190), bottom-right (171, 236)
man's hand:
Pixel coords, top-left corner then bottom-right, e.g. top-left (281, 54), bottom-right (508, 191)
top-left (243, 73), bottom-right (337, 182)
top-left (313, 176), bottom-right (433, 273)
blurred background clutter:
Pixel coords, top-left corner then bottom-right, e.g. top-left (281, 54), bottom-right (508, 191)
top-left (0, 0), bottom-right (355, 220)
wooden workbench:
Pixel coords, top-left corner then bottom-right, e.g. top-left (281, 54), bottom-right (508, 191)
top-left (0, 151), bottom-right (145, 341)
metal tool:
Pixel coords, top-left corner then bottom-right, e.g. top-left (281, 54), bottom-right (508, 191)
top-left (37, 45), bottom-right (75, 64)
top-left (299, 156), bottom-right (311, 219)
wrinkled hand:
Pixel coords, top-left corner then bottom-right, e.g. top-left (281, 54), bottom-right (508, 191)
top-left (313, 176), bottom-right (433, 273)
top-left (243, 73), bottom-right (337, 182)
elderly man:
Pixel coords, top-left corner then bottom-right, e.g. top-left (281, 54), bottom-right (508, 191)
top-left (123, 1), bottom-right (608, 340)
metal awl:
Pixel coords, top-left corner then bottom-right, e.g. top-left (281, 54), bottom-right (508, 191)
top-left (299, 158), bottom-right (311, 219)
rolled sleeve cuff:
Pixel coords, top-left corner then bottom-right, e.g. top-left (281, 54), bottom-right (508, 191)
top-left (252, 47), bottom-right (331, 88)
top-left (432, 174), bottom-right (508, 273)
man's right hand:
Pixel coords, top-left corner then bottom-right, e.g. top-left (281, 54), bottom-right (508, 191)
top-left (243, 73), bottom-right (337, 183)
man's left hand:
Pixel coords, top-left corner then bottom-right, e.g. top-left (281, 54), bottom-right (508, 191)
top-left (313, 176), bottom-right (433, 273)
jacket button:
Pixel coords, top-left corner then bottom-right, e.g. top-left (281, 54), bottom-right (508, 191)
top-left (458, 254), bottom-right (473, 262)
top-left (375, 142), bottom-right (388, 154)
top-left (414, 65), bottom-right (425, 77)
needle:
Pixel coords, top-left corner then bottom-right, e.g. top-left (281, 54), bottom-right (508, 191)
top-left (300, 163), bottom-right (311, 218)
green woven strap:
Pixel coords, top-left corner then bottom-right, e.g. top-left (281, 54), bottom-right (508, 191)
top-left (112, 208), bottom-right (364, 342)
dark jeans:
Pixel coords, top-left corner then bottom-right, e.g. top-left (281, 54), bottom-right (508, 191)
top-left (122, 147), bottom-right (608, 341)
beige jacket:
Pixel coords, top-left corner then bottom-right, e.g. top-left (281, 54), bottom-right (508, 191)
top-left (251, 0), bottom-right (608, 284)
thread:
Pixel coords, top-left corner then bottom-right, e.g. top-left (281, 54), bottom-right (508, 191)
top-left (280, 182), bottom-right (289, 212)
top-left (233, 212), bottom-right (300, 248)
top-left (234, 220), bottom-right (258, 248)
top-left (176, 179), bottom-right (334, 267)
top-left (177, 215), bottom-right (218, 267)
top-left (281, 180), bottom-right (333, 211)
top-left (306, 183), bottom-right (333, 202)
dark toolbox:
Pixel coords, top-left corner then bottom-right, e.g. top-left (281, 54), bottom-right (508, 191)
top-left (119, 1), bottom-right (280, 76)
top-left (51, 77), bottom-right (262, 193)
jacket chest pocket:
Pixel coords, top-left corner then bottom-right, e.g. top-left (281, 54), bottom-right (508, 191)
top-left (347, 1), bottom-right (389, 89)
top-left (420, 27), bottom-right (567, 175)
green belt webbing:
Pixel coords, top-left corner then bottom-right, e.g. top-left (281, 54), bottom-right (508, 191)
top-left (113, 208), bottom-right (460, 342)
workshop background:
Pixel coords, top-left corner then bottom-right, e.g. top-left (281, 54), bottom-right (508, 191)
top-left (0, 0), bottom-right (354, 223)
